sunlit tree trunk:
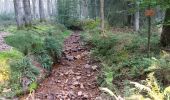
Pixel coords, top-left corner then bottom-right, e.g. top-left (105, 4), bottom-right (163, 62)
top-left (39, 0), bottom-right (46, 22)
top-left (134, 2), bottom-right (139, 32)
top-left (23, 0), bottom-right (32, 27)
top-left (13, 0), bottom-right (24, 29)
top-left (161, 8), bottom-right (170, 47)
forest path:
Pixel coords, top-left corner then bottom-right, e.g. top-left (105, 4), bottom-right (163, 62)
top-left (0, 32), bottom-right (12, 52)
top-left (23, 31), bottom-right (100, 100)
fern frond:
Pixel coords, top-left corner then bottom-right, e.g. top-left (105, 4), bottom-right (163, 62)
top-left (99, 87), bottom-right (125, 100)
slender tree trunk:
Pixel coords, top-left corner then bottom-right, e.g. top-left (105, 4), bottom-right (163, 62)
top-left (95, 0), bottom-right (97, 20)
top-left (23, 0), bottom-right (32, 27)
top-left (4, 0), bottom-right (9, 13)
top-left (13, 0), bottom-right (25, 29)
top-left (161, 8), bottom-right (170, 47)
top-left (32, 0), bottom-right (36, 19)
top-left (39, 0), bottom-right (46, 22)
top-left (134, 2), bottom-right (140, 32)
top-left (100, 0), bottom-right (104, 34)
top-left (147, 5), bottom-right (151, 57)
top-left (47, 0), bottom-right (52, 17)
top-left (127, 1), bottom-right (133, 26)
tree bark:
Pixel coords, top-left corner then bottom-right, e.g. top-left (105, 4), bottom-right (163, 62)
top-left (100, 0), bottom-right (104, 34)
top-left (134, 2), bottom-right (140, 32)
top-left (13, 0), bottom-right (25, 29)
top-left (23, 0), bottom-right (32, 27)
top-left (95, 0), bottom-right (98, 20)
top-left (47, 0), bottom-right (52, 17)
top-left (32, 0), bottom-right (36, 19)
top-left (81, 0), bottom-right (88, 19)
top-left (39, 0), bottom-right (46, 22)
top-left (161, 8), bottom-right (170, 47)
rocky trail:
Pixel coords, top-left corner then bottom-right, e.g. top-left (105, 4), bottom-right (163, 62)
top-left (22, 32), bottom-right (101, 100)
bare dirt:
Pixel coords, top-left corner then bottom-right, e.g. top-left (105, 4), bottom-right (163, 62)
top-left (21, 32), bottom-right (101, 100)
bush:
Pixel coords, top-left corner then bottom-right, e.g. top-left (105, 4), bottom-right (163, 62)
top-left (5, 57), bottom-right (40, 97)
top-left (81, 18), bottom-right (100, 30)
top-left (62, 18), bottom-right (100, 31)
top-left (5, 30), bottom-right (44, 55)
top-left (36, 52), bottom-right (53, 71)
top-left (44, 36), bottom-right (62, 62)
top-left (10, 57), bottom-right (40, 82)
top-left (65, 18), bottom-right (83, 30)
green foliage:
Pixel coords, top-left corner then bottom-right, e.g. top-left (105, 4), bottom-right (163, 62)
top-left (5, 30), bottom-right (44, 55)
top-left (28, 82), bottom-right (38, 92)
top-left (104, 0), bottom-right (129, 26)
top-left (44, 36), bottom-right (62, 61)
top-left (0, 50), bottom-right (23, 83)
top-left (82, 30), bottom-right (160, 92)
top-left (5, 24), bottom-right (69, 71)
top-left (57, 0), bottom-right (80, 25)
top-left (1, 24), bottom-right (70, 98)
top-left (5, 57), bottom-right (40, 98)
top-left (36, 52), bottom-right (53, 71)
top-left (10, 57), bottom-right (40, 81)
top-left (81, 19), bottom-right (100, 30)
top-left (0, 49), bottom-right (23, 60)
top-left (128, 72), bottom-right (170, 100)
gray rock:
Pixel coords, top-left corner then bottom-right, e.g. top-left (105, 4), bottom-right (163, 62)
top-left (65, 55), bottom-right (74, 61)
top-left (84, 64), bottom-right (91, 69)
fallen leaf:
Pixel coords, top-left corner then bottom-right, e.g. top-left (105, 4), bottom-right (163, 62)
top-left (92, 65), bottom-right (98, 70)
top-left (78, 91), bottom-right (83, 96)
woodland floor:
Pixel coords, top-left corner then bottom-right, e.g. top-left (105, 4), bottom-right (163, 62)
top-left (21, 31), bottom-right (101, 100)
top-left (0, 32), bottom-right (12, 51)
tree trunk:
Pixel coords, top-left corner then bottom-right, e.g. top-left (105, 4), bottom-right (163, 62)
top-left (161, 8), bottom-right (170, 47)
top-left (100, 0), bottom-right (104, 34)
top-left (47, 0), bottom-right (52, 17)
top-left (32, 0), bottom-right (36, 19)
top-left (81, 0), bottom-right (88, 19)
top-left (13, 0), bottom-right (25, 29)
top-left (51, 0), bottom-right (57, 16)
top-left (39, 0), bottom-right (46, 22)
top-left (134, 2), bottom-right (140, 32)
top-left (23, 0), bottom-right (32, 27)
top-left (95, 0), bottom-right (98, 20)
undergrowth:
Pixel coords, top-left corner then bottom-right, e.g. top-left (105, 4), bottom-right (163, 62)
top-left (81, 28), bottom-right (170, 99)
top-left (0, 23), bottom-right (71, 98)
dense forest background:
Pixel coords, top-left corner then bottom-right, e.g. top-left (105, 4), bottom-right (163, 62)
top-left (0, 0), bottom-right (170, 100)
